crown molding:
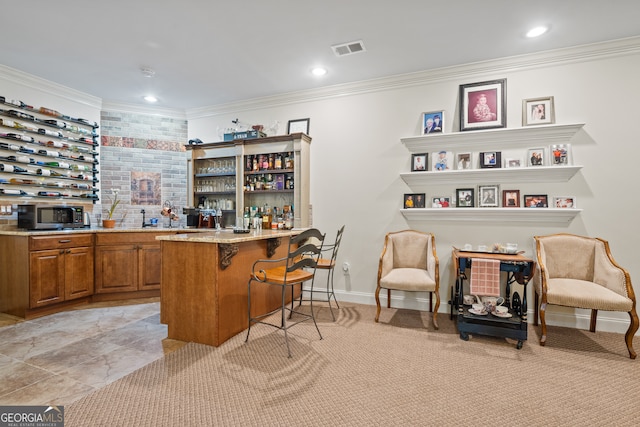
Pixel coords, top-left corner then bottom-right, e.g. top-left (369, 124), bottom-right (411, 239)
top-left (0, 64), bottom-right (102, 110)
top-left (186, 36), bottom-right (640, 119)
top-left (101, 101), bottom-right (186, 120)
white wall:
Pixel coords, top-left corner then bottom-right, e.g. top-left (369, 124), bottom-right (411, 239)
top-left (188, 38), bottom-right (640, 334)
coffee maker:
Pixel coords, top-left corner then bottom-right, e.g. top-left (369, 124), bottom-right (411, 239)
top-left (183, 207), bottom-right (200, 228)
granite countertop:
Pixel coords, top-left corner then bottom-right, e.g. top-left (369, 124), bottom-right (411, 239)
top-left (155, 228), bottom-right (304, 244)
top-left (0, 227), bottom-right (206, 236)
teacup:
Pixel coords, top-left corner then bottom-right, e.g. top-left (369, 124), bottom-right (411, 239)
top-left (463, 295), bottom-right (476, 305)
top-left (482, 296), bottom-right (505, 313)
top-left (477, 245), bottom-right (488, 252)
top-left (471, 303), bottom-right (486, 313)
top-left (495, 305), bottom-right (509, 315)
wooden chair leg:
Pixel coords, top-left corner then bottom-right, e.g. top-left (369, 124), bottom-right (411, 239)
top-left (590, 309), bottom-right (598, 332)
top-left (539, 302), bottom-right (547, 346)
top-left (625, 309), bottom-right (639, 359)
top-left (375, 285), bottom-right (382, 323)
top-left (432, 291), bottom-right (440, 330)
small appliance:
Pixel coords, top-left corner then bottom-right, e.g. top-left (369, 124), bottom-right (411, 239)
top-left (17, 204), bottom-right (85, 230)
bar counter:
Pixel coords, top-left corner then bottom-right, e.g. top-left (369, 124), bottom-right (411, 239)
top-left (157, 228), bottom-right (304, 346)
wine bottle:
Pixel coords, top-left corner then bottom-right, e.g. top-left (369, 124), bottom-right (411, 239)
top-left (71, 164), bottom-right (91, 172)
top-left (1, 163), bottom-right (27, 173)
top-left (46, 140), bottom-right (65, 149)
top-left (37, 168), bottom-right (66, 177)
top-left (39, 107), bottom-right (62, 118)
top-left (44, 161), bottom-right (70, 169)
top-left (19, 146), bottom-right (35, 154)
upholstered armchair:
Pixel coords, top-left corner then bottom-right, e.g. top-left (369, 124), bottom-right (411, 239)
top-left (375, 230), bottom-right (440, 329)
top-left (534, 233), bottom-right (639, 359)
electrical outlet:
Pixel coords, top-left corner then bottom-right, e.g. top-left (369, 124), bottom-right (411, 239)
top-left (342, 262), bottom-right (351, 273)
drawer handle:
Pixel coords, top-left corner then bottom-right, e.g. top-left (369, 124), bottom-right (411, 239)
top-left (58, 239), bottom-right (71, 243)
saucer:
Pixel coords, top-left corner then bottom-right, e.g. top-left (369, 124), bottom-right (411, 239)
top-left (491, 311), bottom-right (513, 318)
top-left (468, 308), bottom-right (488, 316)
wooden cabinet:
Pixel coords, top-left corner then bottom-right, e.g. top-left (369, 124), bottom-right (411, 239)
top-left (28, 234), bottom-right (94, 309)
top-left (94, 232), bottom-right (175, 295)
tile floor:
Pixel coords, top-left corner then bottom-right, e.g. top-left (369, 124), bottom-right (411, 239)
top-left (0, 298), bottom-right (186, 406)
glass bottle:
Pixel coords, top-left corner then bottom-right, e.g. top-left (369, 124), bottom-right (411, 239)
top-left (243, 207), bottom-right (251, 229)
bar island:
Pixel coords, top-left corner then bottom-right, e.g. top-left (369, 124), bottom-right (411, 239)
top-left (157, 228), bottom-right (303, 347)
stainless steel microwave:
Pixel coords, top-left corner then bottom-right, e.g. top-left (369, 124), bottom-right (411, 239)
top-left (17, 204), bottom-right (85, 230)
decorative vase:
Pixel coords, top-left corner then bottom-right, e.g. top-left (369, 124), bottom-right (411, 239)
top-left (102, 219), bottom-right (116, 228)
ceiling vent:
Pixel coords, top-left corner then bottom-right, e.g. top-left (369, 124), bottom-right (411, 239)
top-left (331, 40), bottom-right (366, 57)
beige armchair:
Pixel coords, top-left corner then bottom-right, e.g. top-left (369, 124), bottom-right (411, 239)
top-left (375, 230), bottom-right (440, 329)
top-left (534, 233), bottom-right (639, 359)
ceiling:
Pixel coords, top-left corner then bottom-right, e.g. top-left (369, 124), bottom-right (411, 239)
top-left (2, 1), bottom-right (639, 111)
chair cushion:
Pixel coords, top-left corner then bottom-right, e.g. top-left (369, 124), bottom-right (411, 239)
top-left (546, 278), bottom-right (633, 312)
top-left (254, 266), bottom-right (314, 285)
top-left (380, 268), bottom-right (436, 292)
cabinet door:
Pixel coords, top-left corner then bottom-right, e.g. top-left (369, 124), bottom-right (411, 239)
top-left (138, 243), bottom-right (162, 290)
top-left (64, 246), bottom-right (94, 300)
top-left (29, 249), bottom-right (65, 308)
top-left (94, 244), bottom-right (138, 293)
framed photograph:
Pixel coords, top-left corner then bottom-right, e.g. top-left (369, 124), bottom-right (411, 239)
top-left (411, 153), bottom-right (427, 171)
top-left (523, 96), bottom-right (555, 126)
top-left (404, 193), bottom-right (426, 209)
top-left (478, 184), bottom-right (500, 207)
top-left (550, 144), bottom-right (571, 166)
top-left (432, 197), bottom-right (451, 208)
top-left (456, 188), bottom-right (475, 208)
top-left (459, 79), bottom-right (506, 131)
top-left (456, 152), bottom-right (472, 170)
top-left (479, 151), bottom-right (501, 169)
top-left (287, 118), bottom-right (310, 134)
top-left (524, 194), bottom-right (549, 208)
top-left (502, 190), bottom-right (520, 207)
top-left (431, 150), bottom-right (453, 171)
top-left (504, 158), bottom-right (522, 168)
top-left (554, 196), bottom-right (576, 208)
top-left (528, 148), bottom-right (545, 166)
top-left (422, 111), bottom-right (444, 134)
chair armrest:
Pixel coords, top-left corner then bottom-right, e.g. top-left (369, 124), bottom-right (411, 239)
top-left (250, 256), bottom-right (287, 280)
top-left (593, 240), bottom-right (631, 298)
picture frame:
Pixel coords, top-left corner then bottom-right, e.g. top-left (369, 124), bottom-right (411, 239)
top-left (502, 189), bottom-right (520, 208)
top-left (479, 151), bottom-right (501, 169)
top-left (411, 153), bottom-right (428, 171)
top-left (554, 196), bottom-right (576, 208)
top-left (431, 150), bottom-right (453, 171)
top-left (432, 196), bottom-right (451, 208)
top-left (459, 79), bottom-right (506, 131)
top-left (528, 148), bottom-right (545, 166)
top-left (456, 152), bottom-right (472, 170)
top-left (523, 96), bottom-right (555, 126)
top-left (404, 193), bottom-right (426, 209)
top-left (287, 118), bottom-right (310, 134)
top-left (504, 158), bottom-right (522, 168)
top-left (478, 184), bottom-right (500, 207)
top-left (456, 188), bottom-right (475, 208)
top-left (422, 111), bottom-right (444, 135)
top-left (524, 194), bottom-right (549, 208)
top-left (550, 144), bottom-right (571, 166)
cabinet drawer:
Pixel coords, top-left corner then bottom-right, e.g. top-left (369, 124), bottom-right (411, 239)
top-left (29, 234), bottom-right (94, 251)
top-left (95, 231), bottom-right (177, 246)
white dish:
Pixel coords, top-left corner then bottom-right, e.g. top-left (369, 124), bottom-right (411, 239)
top-left (468, 308), bottom-right (488, 316)
top-left (491, 311), bottom-right (513, 318)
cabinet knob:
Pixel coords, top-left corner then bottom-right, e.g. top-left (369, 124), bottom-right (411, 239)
top-left (59, 249), bottom-right (65, 254)
top-left (66, 249), bottom-right (71, 254)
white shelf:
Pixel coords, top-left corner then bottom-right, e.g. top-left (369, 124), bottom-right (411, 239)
top-left (401, 207), bottom-right (582, 225)
top-left (400, 165), bottom-right (582, 186)
top-left (401, 123), bottom-right (585, 153)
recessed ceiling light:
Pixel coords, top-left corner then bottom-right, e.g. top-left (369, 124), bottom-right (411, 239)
top-left (143, 95), bottom-right (158, 103)
top-left (311, 67), bottom-right (327, 77)
top-left (526, 26), bottom-right (549, 38)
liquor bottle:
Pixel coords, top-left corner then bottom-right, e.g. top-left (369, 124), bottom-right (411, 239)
top-left (284, 152), bottom-right (291, 169)
top-left (245, 155), bottom-right (252, 171)
top-left (252, 156), bottom-right (258, 171)
top-left (268, 154), bottom-right (274, 170)
top-left (243, 207), bottom-right (251, 229)
top-left (253, 207), bottom-right (262, 230)
top-left (275, 153), bottom-right (282, 169)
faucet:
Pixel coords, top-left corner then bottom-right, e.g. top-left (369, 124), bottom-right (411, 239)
top-left (141, 209), bottom-right (151, 228)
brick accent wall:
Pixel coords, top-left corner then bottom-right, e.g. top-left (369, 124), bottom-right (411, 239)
top-left (98, 111), bottom-right (189, 229)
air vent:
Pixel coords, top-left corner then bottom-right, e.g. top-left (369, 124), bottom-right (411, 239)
top-left (331, 40), bottom-right (366, 57)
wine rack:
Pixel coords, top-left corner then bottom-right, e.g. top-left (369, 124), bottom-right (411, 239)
top-left (0, 96), bottom-right (99, 202)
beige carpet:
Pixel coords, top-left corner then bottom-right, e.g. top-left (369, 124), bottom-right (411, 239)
top-left (67, 303), bottom-right (640, 426)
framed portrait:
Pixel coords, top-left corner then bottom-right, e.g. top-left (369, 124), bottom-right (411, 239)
top-left (431, 150), bottom-right (453, 171)
top-left (456, 152), bottom-right (472, 170)
top-left (502, 189), bottom-right (520, 208)
top-left (550, 144), bottom-right (571, 166)
top-left (411, 153), bottom-right (428, 171)
top-left (456, 188), bottom-right (475, 208)
top-left (504, 158), bottom-right (522, 168)
top-left (287, 118), bottom-right (310, 134)
top-left (478, 184), bottom-right (500, 207)
top-left (404, 193), bottom-right (426, 209)
top-left (528, 148), bottom-right (545, 167)
top-left (459, 79), bottom-right (506, 131)
top-left (479, 151), bottom-right (501, 169)
top-left (432, 196), bottom-right (451, 208)
top-left (524, 194), bottom-right (549, 208)
top-left (523, 96), bottom-right (555, 126)
top-left (554, 196), bottom-right (576, 208)
top-left (422, 111), bottom-right (444, 135)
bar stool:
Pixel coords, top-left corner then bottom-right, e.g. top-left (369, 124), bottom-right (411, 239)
top-left (297, 225), bottom-right (345, 321)
top-left (245, 228), bottom-right (326, 358)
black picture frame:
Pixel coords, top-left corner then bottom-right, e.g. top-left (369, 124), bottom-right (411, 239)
top-left (479, 151), bottom-right (501, 169)
top-left (456, 188), bottom-right (475, 208)
top-left (459, 79), bottom-right (507, 131)
top-left (287, 118), bottom-right (310, 135)
top-left (411, 153), bottom-right (428, 171)
top-left (524, 194), bottom-right (549, 208)
top-left (404, 193), bottom-right (426, 209)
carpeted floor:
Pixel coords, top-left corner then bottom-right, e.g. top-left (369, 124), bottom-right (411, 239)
top-left (66, 303), bottom-right (640, 426)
